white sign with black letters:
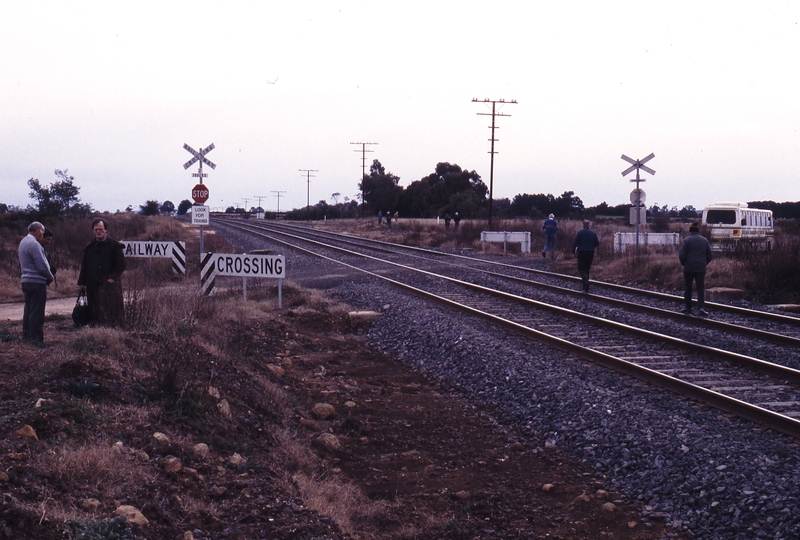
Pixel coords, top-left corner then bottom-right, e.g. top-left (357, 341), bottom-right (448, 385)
top-left (192, 205), bottom-right (209, 225)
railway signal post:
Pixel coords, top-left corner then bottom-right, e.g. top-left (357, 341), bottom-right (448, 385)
top-left (621, 153), bottom-right (655, 255)
top-left (183, 143), bottom-right (217, 255)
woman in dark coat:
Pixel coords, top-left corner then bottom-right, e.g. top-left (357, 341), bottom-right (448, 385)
top-left (78, 218), bottom-right (126, 326)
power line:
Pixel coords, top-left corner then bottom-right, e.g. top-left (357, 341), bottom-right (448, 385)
top-left (350, 141), bottom-right (377, 218)
top-left (472, 98), bottom-right (517, 229)
top-left (299, 169), bottom-right (318, 222)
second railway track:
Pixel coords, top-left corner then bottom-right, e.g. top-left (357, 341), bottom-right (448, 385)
top-left (213, 218), bottom-right (800, 438)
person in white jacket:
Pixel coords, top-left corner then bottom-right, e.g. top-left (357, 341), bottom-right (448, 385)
top-left (18, 221), bottom-right (55, 341)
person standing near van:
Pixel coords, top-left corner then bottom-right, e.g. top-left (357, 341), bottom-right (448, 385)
top-left (679, 222), bottom-right (713, 316)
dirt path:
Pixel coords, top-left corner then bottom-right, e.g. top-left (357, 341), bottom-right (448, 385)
top-left (0, 297), bottom-right (76, 323)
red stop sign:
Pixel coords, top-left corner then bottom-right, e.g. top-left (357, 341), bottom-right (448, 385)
top-left (192, 184), bottom-right (209, 204)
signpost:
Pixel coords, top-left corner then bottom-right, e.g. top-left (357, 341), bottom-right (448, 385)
top-left (621, 153), bottom-right (655, 255)
top-left (183, 143), bottom-right (216, 255)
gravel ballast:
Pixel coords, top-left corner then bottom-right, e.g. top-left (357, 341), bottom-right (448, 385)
top-left (214, 223), bottom-right (800, 540)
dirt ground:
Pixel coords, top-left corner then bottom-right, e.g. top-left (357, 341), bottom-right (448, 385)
top-left (0, 297), bottom-right (681, 539)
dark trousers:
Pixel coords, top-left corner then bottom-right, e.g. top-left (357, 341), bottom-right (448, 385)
top-left (22, 282), bottom-right (47, 341)
top-left (543, 235), bottom-right (556, 258)
top-left (87, 281), bottom-right (125, 326)
top-left (684, 271), bottom-right (706, 310)
top-left (577, 250), bottom-right (595, 291)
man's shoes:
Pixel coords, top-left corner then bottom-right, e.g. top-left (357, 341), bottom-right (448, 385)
top-left (542, 252), bottom-right (546, 258)
top-left (697, 308), bottom-right (709, 317)
top-left (681, 308), bottom-right (692, 315)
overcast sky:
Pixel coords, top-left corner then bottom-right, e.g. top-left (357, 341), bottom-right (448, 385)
top-left (2, 1), bottom-right (799, 214)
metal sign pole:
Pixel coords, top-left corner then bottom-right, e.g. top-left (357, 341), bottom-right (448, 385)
top-left (184, 142), bottom-right (217, 261)
top-left (621, 153), bottom-right (656, 258)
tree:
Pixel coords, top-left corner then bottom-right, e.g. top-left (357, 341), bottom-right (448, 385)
top-left (359, 159), bottom-right (402, 215)
top-left (27, 169), bottom-right (90, 215)
top-left (0, 203), bottom-right (7, 214)
top-left (177, 200), bottom-right (193, 216)
top-left (160, 200), bottom-right (176, 215)
top-left (139, 200), bottom-right (161, 216)
top-left (399, 162), bottom-right (486, 218)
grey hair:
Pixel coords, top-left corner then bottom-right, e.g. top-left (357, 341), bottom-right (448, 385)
top-left (28, 221), bottom-right (45, 233)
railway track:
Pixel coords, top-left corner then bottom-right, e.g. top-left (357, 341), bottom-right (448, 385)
top-left (214, 218), bottom-right (800, 438)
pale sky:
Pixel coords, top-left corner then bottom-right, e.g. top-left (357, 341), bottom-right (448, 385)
top-left (1, 1), bottom-right (799, 214)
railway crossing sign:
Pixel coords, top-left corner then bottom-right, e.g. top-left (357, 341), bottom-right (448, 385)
top-left (183, 143), bottom-right (216, 171)
top-left (621, 152), bottom-right (655, 255)
top-left (183, 142), bottom-right (216, 255)
top-left (621, 153), bottom-right (655, 181)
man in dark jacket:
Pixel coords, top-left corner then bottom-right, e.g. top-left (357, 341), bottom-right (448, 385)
top-left (679, 222), bottom-right (713, 316)
top-left (572, 220), bottom-right (600, 292)
top-left (78, 218), bottom-right (126, 326)
top-left (541, 213), bottom-right (558, 259)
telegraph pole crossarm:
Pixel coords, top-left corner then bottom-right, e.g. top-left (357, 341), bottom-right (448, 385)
top-left (472, 99), bottom-right (517, 229)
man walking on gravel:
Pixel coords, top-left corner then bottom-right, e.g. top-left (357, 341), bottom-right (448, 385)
top-left (572, 220), bottom-right (599, 293)
top-left (541, 213), bottom-right (558, 258)
top-left (18, 221), bottom-right (55, 341)
top-left (679, 222), bottom-right (713, 317)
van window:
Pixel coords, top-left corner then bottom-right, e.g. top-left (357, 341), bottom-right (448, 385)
top-left (705, 210), bottom-right (737, 225)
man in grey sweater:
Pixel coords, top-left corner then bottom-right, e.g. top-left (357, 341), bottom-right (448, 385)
top-left (679, 222), bottom-right (713, 317)
top-left (18, 221), bottom-right (55, 341)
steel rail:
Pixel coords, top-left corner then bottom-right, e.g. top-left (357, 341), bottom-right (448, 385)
top-left (224, 218), bottom-right (800, 326)
top-left (219, 220), bottom-right (800, 380)
top-left (214, 219), bottom-right (800, 439)
top-left (223, 219), bottom-right (800, 347)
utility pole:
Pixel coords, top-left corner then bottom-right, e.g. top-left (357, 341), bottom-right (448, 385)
top-left (472, 98), bottom-right (517, 230)
top-left (299, 169), bottom-right (318, 222)
top-left (272, 190), bottom-right (286, 218)
top-left (253, 195), bottom-right (267, 212)
top-left (350, 141), bottom-right (377, 218)
top-left (241, 198), bottom-right (250, 214)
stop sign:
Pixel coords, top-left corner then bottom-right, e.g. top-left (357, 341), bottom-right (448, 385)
top-left (192, 184), bottom-right (209, 204)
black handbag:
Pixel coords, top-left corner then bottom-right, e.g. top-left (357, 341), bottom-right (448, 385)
top-left (72, 291), bottom-right (91, 327)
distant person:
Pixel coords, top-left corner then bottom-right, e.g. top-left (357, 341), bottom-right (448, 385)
top-left (453, 212), bottom-right (461, 231)
top-left (385, 211), bottom-right (392, 229)
top-left (377, 210), bottom-right (382, 224)
top-left (40, 227), bottom-right (57, 285)
top-left (541, 213), bottom-right (558, 258)
top-left (444, 213), bottom-right (451, 230)
top-left (572, 220), bottom-right (600, 293)
top-left (18, 221), bottom-right (55, 341)
top-left (393, 211), bottom-right (398, 222)
top-left (679, 222), bottom-right (713, 317)
top-left (78, 218), bottom-right (126, 326)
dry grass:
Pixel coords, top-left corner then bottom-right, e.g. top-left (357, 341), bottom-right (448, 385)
top-left (35, 441), bottom-right (156, 502)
